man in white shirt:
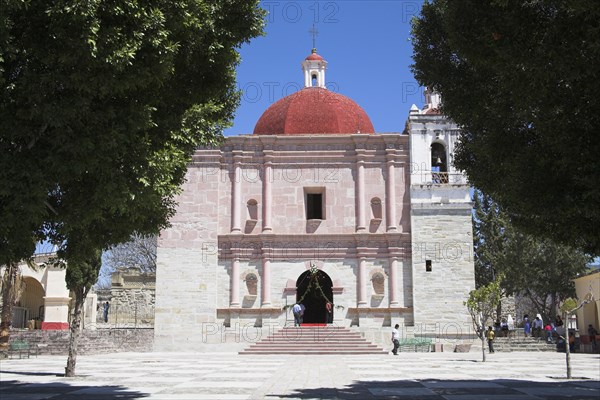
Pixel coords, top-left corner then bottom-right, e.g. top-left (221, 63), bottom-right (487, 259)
top-left (392, 324), bottom-right (400, 355)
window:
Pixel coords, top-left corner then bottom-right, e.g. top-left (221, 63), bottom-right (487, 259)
top-left (305, 188), bottom-right (325, 220)
top-left (426, 260), bottom-right (432, 272)
top-left (306, 193), bottom-right (323, 220)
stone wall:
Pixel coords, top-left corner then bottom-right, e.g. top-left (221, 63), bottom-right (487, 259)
top-left (101, 269), bottom-right (155, 327)
top-left (410, 208), bottom-right (476, 336)
top-left (9, 328), bottom-right (154, 355)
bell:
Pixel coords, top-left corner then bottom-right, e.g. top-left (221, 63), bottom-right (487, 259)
top-left (434, 157), bottom-right (442, 166)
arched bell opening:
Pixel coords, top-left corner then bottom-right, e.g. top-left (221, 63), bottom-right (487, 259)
top-left (430, 142), bottom-right (448, 183)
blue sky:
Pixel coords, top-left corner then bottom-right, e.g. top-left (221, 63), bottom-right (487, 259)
top-left (224, 0), bottom-right (425, 136)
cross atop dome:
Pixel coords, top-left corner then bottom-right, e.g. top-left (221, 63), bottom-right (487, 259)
top-left (309, 23), bottom-right (319, 49)
top-left (302, 48), bottom-right (327, 88)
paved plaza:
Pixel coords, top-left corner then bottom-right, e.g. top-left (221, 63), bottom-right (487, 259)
top-left (1, 351), bottom-right (599, 399)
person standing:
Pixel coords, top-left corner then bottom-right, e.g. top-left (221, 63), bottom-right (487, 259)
top-left (325, 302), bottom-right (333, 324)
top-left (532, 316), bottom-right (543, 338)
top-left (487, 326), bottom-right (495, 353)
top-left (391, 324), bottom-right (400, 355)
top-left (588, 324), bottom-right (598, 350)
top-left (523, 314), bottom-right (531, 337)
top-left (544, 323), bottom-right (553, 343)
top-left (103, 301), bottom-right (110, 323)
top-left (507, 314), bottom-right (515, 337)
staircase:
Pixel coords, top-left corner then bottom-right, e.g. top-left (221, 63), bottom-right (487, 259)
top-left (239, 326), bottom-right (388, 355)
top-left (493, 336), bottom-right (557, 352)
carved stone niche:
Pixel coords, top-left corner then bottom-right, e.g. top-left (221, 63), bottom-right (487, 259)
top-left (371, 272), bottom-right (385, 296)
top-left (245, 272), bottom-right (258, 296)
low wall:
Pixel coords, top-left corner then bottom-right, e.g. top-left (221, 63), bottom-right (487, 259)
top-left (8, 328), bottom-right (154, 356)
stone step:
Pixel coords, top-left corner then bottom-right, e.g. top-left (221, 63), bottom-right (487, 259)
top-left (252, 340), bottom-right (376, 345)
top-left (248, 343), bottom-right (381, 348)
top-left (492, 338), bottom-right (557, 352)
top-left (239, 326), bottom-right (387, 355)
top-left (241, 349), bottom-right (388, 355)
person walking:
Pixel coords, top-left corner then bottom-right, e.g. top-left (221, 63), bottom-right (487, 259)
top-left (487, 326), bottom-right (495, 353)
top-left (391, 324), bottom-right (400, 355)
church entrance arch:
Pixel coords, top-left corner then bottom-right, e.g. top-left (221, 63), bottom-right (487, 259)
top-left (296, 268), bottom-right (333, 324)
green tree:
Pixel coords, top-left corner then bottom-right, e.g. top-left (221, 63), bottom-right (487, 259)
top-left (411, 0), bottom-right (600, 255)
top-left (500, 236), bottom-right (590, 323)
top-left (472, 191), bottom-right (508, 287)
top-left (472, 191), bottom-right (590, 323)
top-left (465, 277), bottom-right (502, 362)
top-left (1, 0), bottom-right (264, 370)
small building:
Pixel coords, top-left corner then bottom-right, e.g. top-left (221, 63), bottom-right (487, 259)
top-left (1, 253), bottom-right (71, 330)
top-left (1, 252), bottom-right (98, 331)
top-left (574, 267), bottom-right (600, 348)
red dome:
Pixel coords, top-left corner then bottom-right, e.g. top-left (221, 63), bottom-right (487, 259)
top-left (253, 87), bottom-right (375, 135)
top-left (306, 53), bottom-right (324, 61)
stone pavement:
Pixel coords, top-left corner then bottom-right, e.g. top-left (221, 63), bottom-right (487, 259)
top-left (1, 351), bottom-right (599, 399)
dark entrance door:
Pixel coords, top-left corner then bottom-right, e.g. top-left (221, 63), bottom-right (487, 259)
top-left (296, 269), bottom-right (333, 324)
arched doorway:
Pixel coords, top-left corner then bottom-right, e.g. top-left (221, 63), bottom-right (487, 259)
top-left (16, 277), bottom-right (45, 328)
top-left (296, 268), bottom-right (333, 324)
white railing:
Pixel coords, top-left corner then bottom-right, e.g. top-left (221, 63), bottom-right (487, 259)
top-left (412, 172), bottom-right (469, 186)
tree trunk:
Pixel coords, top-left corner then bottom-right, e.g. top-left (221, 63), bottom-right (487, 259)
top-left (564, 310), bottom-right (572, 379)
top-left (549, 293), bottom-right (557, 322)
top-left (0, 263), bottom-right (19, 357)
top-left (65, 287), bottom-right (87, 377)
top-left (496, 300), bottom-right (502, 322)
top-left (481, 330), bottom-right (486, 362)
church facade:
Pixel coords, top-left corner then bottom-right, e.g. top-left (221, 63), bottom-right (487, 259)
top-left (154, 50), bottom-right (475, 350)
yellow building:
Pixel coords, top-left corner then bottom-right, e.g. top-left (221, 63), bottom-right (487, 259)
top-left (574, 268), bottom-right (600, 346)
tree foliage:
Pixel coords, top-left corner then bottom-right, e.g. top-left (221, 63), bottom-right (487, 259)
top-left (411, 0), bottom-right (600, 255)
top-left (472, 190), bottom-right (591, 321)
top-left (465, 277), bottom-right (502, 362)
top-left (105, 234), bottom-right (157, 273)
top-left (1, 0), bottom-right (265, 261)
top-left (1, 0), bottom-right (264, 372)
top-left (97, 234), bottom-right (157, 288)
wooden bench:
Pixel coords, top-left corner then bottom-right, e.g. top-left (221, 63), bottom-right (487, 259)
top-left (8, 340), bottom-right (33, 359)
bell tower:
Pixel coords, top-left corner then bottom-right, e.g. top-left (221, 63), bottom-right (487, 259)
top-left (302, 48), bottom-right (327, 88)
top-left (407, 88), bottom-right (475, 334)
